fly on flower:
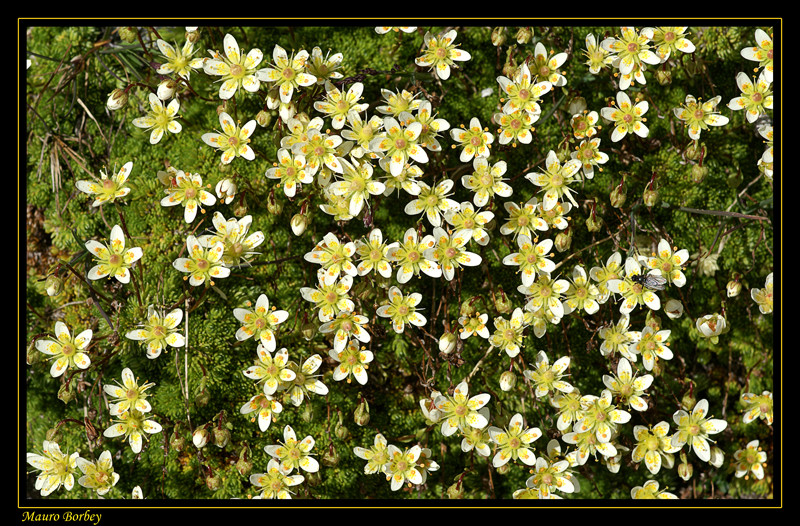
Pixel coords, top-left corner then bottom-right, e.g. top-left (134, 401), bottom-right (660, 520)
top-left (631, 272), bottom-right (667, 291)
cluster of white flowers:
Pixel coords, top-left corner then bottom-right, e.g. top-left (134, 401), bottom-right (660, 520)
top-left (29, 25), bottom-right (774, 500)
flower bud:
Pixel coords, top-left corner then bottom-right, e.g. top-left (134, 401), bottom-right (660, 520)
top-left (643, 185), bottom-right (659, 208)
top-left (726, 276), bottom-right (742, 297)
top-left (256, 109), bottom-right (272, 127)
top-left (664, 298), bottom-right (684, 319)
top-left (585, 208), bottom-right (603, 232)
top-left (170, 432), bottom-right (186, 452)
top-left (460, 299), bottom-right (477, 318)
top-left (681, 391), bottom-right (696, 412)
top-left (215, 178), bottom-right (237, 205)
top-left (494, 289), bottom-right (511, 314)
top-left (321, 445), bottom-right (340, 467)
top-left (568, 96), bottom-right (587, 116)
top-left (709, 446), bottom-right (725, 468)
top-left (301, 403), bottom-right (314, 423)
top-left (223, 196), bottom-right (242, 218)
top-left (690, 163), bottom-right (708, 184)
top-left (212, 426), bottom-right (231, 449)
top-left (266, 191), bottom-right (283, 215)
top-left (205, 472), bottom-right (222, 491)
top-left (334, 411), bottom-right (350, 440)
top-left (290, 213), bottom-right (308, 236)
top-left (447, 479), bottom-right (465, 498)
top-left (499, 370), bottom-right (516, 392)
top-left (696, 313), bottom-right (729, 341)
top-left (655, 68), bottom-right (672, 85)
top-left (192, 427), bottom-right (209, 449)
top-left (46, 427), bottom-right (62, 443)
top-left (300, 321), bottom-right (317, 341)
top-left (236, 446), bottom-right (253, 476)
top-left (727, 168), bottom-right (743, 189)
top-left (157, 79), bottom-right (177, 100)
top-left (683, 141), bottom-right (704, 162)
top-left (45, 274), bottom-right (63, 297)
top-left (609, 180), bottom-right (627, 208)
top-left (438, 331), bottom-right (457, 354)
top-left (491, 27), bottom-right (507, 47)
top-left (554, 229), bottom-right (572, 252)
top-left (57, 382), bottom-right (75, 404)
top-left (677, 453), bottom-right (693, 481)
top-left (106, 88), bottom-right (128, 110)
top-left (354, 398), bottom-right (370, 427)
top-left (515, 27), bottom-right (533, 45)
top-left (117, 27), bottom-right (138, 43)
top-left (185, 27), bottom-right (200, 43)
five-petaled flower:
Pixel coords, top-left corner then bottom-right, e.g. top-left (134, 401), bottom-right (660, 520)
top-left (415, 29), bottom-right (471, 80)
top-left (75, 161), bottom-right (133, 207)
top-left (234, 294), bottom-right (289, 351)
top-left (203, 33), bottom-right (264, 100)
top-left (172, 234), bottom-right (230, 287)
top-left (160, 170), bottom-right (216, 223)
top-left (132, 93), bottom-right (181, 144)
top-left (670, 398), bottom-right (728, 463)
top-left (202, 112), bottom-right (257, 164)
top-left (85, 224), bottom-right (143, 284)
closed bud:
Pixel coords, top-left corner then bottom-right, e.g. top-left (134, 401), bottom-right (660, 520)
top-left (156, 79), bottom-right (177, 100)
top-left (495, 462), bottom-right (511, 475)
top-left (690, 163), bottom-right (708, 184)
top-left (236, 446), bottom-right (253, 476)
top-left (334, 411), bottom-right (350, 440)
top-left (726, 276), bottom-right (742, 298)
top-left (554, 229), bottom-right (573, 252)
top-left (321, 445), bottom-right (340, 467)
top-left (195, 387), bottom-right (210, 407)
top-left (643, 185), bottom-right (659, 208)
top-left (117, 27), bottom-right (138, 43)
top-left (494, 289), bottom-right (511, 314)
top-left (354, 398), bottom-right (370, 427)
top-left (266, 191), bottom-right (282, 215)
top-left (568, 96), bottom-right (587, 116)
top-left (709, 446), bottom-right (725, 468)
top-left (683, 141), bottom-right (704, 162)
top-left (301, 403), bottom-right (313, 423)
top-left (447, 479), bottom-right (465, 499)
top-left (585, 209), bottom-right (603, 232)
top-left (677, 456), bottom-right (693, 481)
top-left (681, 391), bottom-right (696, 412)
top-left (232, 197), bottom-right (248, 218)
top-left (290, 213), bottom-right (308, 236)
top-left (499, 370), bottom-right (516, 391)
top-left (491, 27), bottom-right (507, 47)
top-left (256, 109), bottom-right (272, 127)
top-left (185, 27), bottom-right (200, 43)
top-left (46, 427), bottom-right (62, 443)
top-left (192, 427), bottom-right (209, 449)
top-left (45, 275), bottom-right (63, 297)
top-left (515, 27), bottom-right (533, 45)
top-left (300, 321), bottom-right (317, 341)
top-left (57, 382), bottom-right (75, 404)
top-left (727, 168), bottom-right (743, 189)
top-left (655, 68), bottom-right (672, 85)
top-left (212, 427), bottom-right (230, 449)
top-left (609, 181), bottom-right (627, 208)
top-left (170, 433), bottom-right (186, 452)
top-left (215, 178), bottom-right (237, 205)
top-left (106, 88), bottom-right (128, 110)
top-left (439, 331), bottom-right (457, 354)
top-left (460, 299), bottom-right (477, 318)
top-left (205, 472), bottom-right (222, 491)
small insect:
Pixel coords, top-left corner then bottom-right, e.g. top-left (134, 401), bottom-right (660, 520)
top-left (631, 272), bottom-right (668, 291)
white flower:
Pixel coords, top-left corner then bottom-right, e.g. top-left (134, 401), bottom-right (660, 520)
top-left (203, 33), bottom-right (263, 100)
top-left (132, 93), bottom-right (181, 144)
top-left (201, 112), bottom-right (257, 164)
top-left (257, 45), bottom-right (317, 104)
top-left (433, 381), bottom-right (491, 437)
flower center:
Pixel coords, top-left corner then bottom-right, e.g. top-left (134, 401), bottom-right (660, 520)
top-left (229, 64), bottom-right (244, 78)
